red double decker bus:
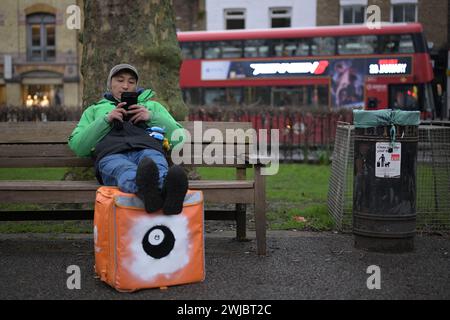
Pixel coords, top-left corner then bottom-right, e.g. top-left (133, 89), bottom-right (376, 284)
top-left (178, 23), bottom-right (435, 116)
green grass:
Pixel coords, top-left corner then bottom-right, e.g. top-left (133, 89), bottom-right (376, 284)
top-left (0, 164), bottom-right (335, 233)
top-left (267, 204), bottom-right (334, 231)
top-left (415, 163), bottom-right (450, 230)
top-left (197, 164), bottom-right (334, 231)
top-left (0, 167), bottom-right (90, 233)
top-left (0, 168), bottom-right (68, 180)
top-left (197, 164), bottom-right (330, 203)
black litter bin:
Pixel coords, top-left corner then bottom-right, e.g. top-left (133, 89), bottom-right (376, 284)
top-left (353, 110), bottom-right (420, 253)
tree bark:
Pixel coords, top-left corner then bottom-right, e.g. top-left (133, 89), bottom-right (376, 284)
top-left (81, 0), bottom-right (187, 120)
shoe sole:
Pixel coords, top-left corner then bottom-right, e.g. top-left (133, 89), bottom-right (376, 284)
top-left (163, 166), bottom-right (188, 215)
top-left (136, 158), bottom-right (164, 213)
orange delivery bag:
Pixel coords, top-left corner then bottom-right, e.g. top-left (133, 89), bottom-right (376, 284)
top-left (93, 186), bottom-right (205, 292)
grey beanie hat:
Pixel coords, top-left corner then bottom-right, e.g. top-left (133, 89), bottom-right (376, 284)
top-left (106, 64), bottom-right (139, 91)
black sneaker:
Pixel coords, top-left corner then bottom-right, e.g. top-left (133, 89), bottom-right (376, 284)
top-left (162, 165), bottom-right (188, 215)
top-left (136, 158), bottom-right (164, 213)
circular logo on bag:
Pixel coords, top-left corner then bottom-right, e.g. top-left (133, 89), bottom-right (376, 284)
top-left (142, 225), bottom-right (175, 259)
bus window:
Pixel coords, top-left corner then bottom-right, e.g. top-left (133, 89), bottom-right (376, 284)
top-left (380, 34), bottom-right (414, 54)
top-left (423, 83), bottom-right (435, 114)
top-left (338, 35), bottom-right (377, 54)
top-left (296, 39), bottom-right (310, 56)
top-left (225, 87), bottom-right (243, 104)
top-left (182, 88), bottom-right (202, 105)
top-left (316, 85), bottom-right (329, 107)
top-left (244, 39), bottom-right (269, 57)
top-left (273, 40), bottom-right (284, 56)
top-left (271, 87), bottom-right (301, 107)
top-left (412, 33), bottom-right (428, 53)
top-left (398, 36), bottom-right (414, 53)
top-left (311, 37), bottom-right (335, 56)
top-left (204, 88), bottom-right (226, 105)
top-left (389, 84), bottom-right (419, 110)
top-left (221, 40), bottom-right (243, 58)
top-left (180, 42), bottom-right (202, 60)
top-left (269, 86), bottom-right (330, 107)
top-left (204, 88), bottom-right (242, 105)
top-left (204, 42), bottom-right (222, 59)
top-left (243, 87), bottom-right (271, 105)
top-left (273, 39), bottom-right (310, 57)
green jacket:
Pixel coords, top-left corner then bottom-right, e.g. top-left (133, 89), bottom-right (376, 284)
top-left (68, 89), bottom-right (185, 157)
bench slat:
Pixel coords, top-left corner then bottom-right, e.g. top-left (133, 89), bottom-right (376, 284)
top-left (0, 121), bottom-right (254, 143)
top-left (0, 144), bottom-right (252, 169)
top-left (0, 210), bottom-right (239, 221)
top-left (0, 180), bottom-right (254, 190)
top-left (0, 158), bottom-right (252, 168)
top-left (0, 143), bottom-right (251, 158)
top-left (0, 189), bottom-right (254, 204)
top-left (0, 144), bottom-right (73, 157)
top-left (0, 157), bottom-right (93, 167)
top-left (0, 180), bottom-right (255, 204)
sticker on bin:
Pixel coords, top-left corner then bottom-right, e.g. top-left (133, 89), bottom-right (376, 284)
top-left (375, 142), bottom-right (401, 178)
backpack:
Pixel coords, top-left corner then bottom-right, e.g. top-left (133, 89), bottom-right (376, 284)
top-left (94, 186), bottom-right (205, 292)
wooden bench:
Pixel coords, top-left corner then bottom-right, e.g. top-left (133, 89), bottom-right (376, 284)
top-left (0, 121), bottom-right (267, 255)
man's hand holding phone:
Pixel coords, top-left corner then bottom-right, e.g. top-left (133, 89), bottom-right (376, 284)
top-left (106, 102), bottom-right (150, 124)
top-left (106, 102), bottom-right (128, 123)
top-left (126, 104), bottom-right (150, 124)
top-left (121, 91), bottom-right (149, 124)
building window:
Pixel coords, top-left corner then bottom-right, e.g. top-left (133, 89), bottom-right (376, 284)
top-left (341, 5), bottom-right (366, 24)
top-left (392, 3), bottom-right (417, 22)
top-left (26, 13), bottom-right (56, 61)
top-left (224, 9), bottom-right (245, 30)
top-left (270, 7), bottom-right (291, 28)
top-left (24, 84), bottom-right (63, 107)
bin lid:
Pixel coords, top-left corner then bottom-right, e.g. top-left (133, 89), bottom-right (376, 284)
top-left (353, 109), bottom-right (420, 128)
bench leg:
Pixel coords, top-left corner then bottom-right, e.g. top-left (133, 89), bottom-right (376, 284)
top-left (235, 167), bottom-right (247, 242)
top-left (236, 204), bottom-right (247, 241)
top-left (254, 166), bottom-right (267, 255)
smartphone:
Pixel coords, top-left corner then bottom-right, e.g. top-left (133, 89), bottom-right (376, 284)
top-left (121, 92), bottom-right (138, 111)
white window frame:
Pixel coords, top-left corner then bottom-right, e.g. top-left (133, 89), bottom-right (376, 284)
top-left (223, 8), bottom-right (246, 30)
top-left (269, 7), bottom-right (292, 28)
top-left (390, 1), bottom-right (418, 23)
top-left (340, 5), bottom-right (367, 25)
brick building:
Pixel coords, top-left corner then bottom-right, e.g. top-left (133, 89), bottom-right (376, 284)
top-left (0, 0), bottom-right (82, 107)
top-left (173, 0), bottom-right (205, 31)
top-left (0, 0), bottom-right (205, 108)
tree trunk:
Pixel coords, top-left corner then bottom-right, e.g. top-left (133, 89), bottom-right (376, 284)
top-left (80, 0), bottom-right (187, 120)
top-left (69, 0), bottom-right (187, 182)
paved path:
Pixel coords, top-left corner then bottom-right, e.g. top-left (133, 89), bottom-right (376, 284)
top-left (0, 231), bottom-right (449, 300)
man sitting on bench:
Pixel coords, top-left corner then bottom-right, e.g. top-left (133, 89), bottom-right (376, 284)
top-left (68, 64), bottom-right (188, 215)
